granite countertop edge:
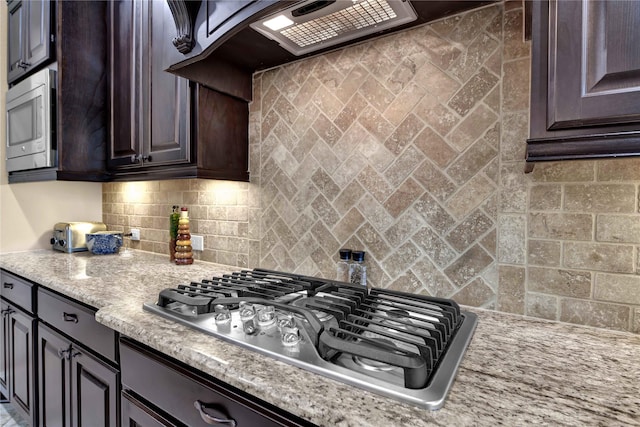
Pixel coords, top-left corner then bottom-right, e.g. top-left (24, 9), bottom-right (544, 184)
top-left (1, 250), bottom-right (639, 427)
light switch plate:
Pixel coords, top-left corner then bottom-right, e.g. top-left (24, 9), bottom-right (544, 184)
top-left (192, 235), bottom-right (204, 251)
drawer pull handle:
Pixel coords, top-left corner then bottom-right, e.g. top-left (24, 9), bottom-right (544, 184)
top-left (63, 312), bottom-right (79, 323)
top-left (194, 400), bottom-right (237, 427)
top-left (3, 282), bottom-right (14, 289)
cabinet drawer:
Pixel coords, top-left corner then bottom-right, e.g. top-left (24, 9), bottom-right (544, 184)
top-left (0, 270), bottom-right (35, 313)
top-left (120, 339), bottom-right (309, 427)
top-left (38, 288), bottom-right (116, 362)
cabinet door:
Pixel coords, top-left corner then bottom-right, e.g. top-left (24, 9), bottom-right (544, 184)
top-left (7, 0), bottom-right (25, 83)
top-left (38, 323), bottom-right (71, 427)
top-left (23, 0), bottom-right (52, 73)
top-left (109, 0), bottom-right (190, 171)
top-left (528, 0), bottom-right (640, 162)
top-left (9, 308), bottom-right (36, 425)
top-left (142, 0), bottom-right (190, 166)
top-left (70, 347), bottom-right (119, 427)
top-left (108, 0), bottom-right (143, 169)
top-left (548, 0), bottom-right (640, 130)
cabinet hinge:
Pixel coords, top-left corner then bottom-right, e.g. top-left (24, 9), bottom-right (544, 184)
top-left (51, 34), bottom-right (55, 43)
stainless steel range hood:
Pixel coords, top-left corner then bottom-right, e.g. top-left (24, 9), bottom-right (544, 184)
top-left (249, 0), bottom-right (418, 56)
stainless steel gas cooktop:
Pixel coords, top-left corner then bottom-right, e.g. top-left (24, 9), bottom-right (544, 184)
top-left (143, 268), bottom-right (477, 410)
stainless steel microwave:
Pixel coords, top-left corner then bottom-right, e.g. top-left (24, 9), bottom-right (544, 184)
top-left (5, 68), bottom-right (56, 172)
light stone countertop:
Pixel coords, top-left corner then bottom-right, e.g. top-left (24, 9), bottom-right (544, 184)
top-left (1, 250), bottom-right (639, 426)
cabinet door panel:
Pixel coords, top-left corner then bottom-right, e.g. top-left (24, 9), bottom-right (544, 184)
top-left (9, 309), bottom-right (35, 424)
top-left (38, 323), bottom-right (70, 427)
top-left (7, 0), bottom-right (24, 82)
top-left (71, 349), bottom-right (119, 427)
top-left (550, 0), bottom-right (640, 129)
top-left (143, 0), bottom-right (189, 166)
top-left (24, 0), bottom-right (51, 70)
top-left (109, 0), bottom-right (141, 168)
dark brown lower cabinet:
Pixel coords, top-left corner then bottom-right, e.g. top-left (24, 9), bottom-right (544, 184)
top-left (1, 300), bottom-right (36, 426)
top-left (120, 338), bottom-right (315, 427)
top-left (38, 323), bottom-right (119, 427)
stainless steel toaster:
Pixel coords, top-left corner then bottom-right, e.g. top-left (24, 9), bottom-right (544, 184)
top-left (51, 222), bottom-right (107, 253)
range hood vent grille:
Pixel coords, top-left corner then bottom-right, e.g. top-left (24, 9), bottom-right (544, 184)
top-left (250, 0), bottom-right (417, 56)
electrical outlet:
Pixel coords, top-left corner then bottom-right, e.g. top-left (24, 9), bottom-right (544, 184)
top-left (191, 235), bottom-right (204, 251)
top-left (130, 228), bottom-right (141, 241)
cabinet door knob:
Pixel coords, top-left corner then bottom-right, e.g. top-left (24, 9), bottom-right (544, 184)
top-left (57, 348), bottom-right (70, 359)
top-left (3, 282), bottom-right (14, 289)
top-left (63, 312), bottom-right (79, 323)
top-left (194, 400), bottom-right (237, 427)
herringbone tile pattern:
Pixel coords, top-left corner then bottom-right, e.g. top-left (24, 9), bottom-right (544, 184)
top-left (251, 4), bottom-right (504, 305)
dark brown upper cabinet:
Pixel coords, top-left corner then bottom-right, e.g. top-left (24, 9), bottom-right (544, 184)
top-left (7, 0), bottom-right (54, 85)
top-left (108, 0), bottom-right (249, 182)
top-left (8, 1), bottom-right (109, 183)
top-left (528, 0), bottom-right (640, 163)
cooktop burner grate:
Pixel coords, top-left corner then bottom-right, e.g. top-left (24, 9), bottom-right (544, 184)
top-left (144, 268), bottom-right (477, 410)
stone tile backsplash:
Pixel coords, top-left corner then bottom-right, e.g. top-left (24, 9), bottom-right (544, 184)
top-left (102, 2), bottom-right (640, 333)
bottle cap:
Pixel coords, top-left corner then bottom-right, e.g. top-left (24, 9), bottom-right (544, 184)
top-left (351, 251), bottom-right (365, 262)
top-left (339, 249), bottom-right (352, 260)
top-left (180, 207), bottom-right (189, 218)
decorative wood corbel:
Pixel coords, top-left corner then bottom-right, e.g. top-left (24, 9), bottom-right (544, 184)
top-left (167, 0), bottom-right (202, 54)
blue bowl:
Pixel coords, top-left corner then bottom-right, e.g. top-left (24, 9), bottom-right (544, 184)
top-left (86, 231), bottom-right (123, 255)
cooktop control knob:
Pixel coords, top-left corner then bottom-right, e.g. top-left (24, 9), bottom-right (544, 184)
top-left (58, 239), bottom-right (66, 247)
top-left (50, 237), bottom-right (56, 245)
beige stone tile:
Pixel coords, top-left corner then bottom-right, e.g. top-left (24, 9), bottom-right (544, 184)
top-left (559, 299), bottom-right (630, 331)
top-left (503, 8), bottom-right (530, 61)
top-left (430, 14), bottom-right (461, 37)
top-left (384, 114), bottom-right (425, 155)
top-left (385, 146), bottom-right (425, 188)
top-left (563, 242), bottom-right (634, 273)
top-left (411, 259), bottom-right (457, 297)
top-left (498, 214), bottom-right (526, 264)
top-left (414, 97), bottom-right (460, 137)
top-left (448, 105), bottom-right (498, 151)
top-left (384, 211), bottom-right (424, 248)
top-left (331, 152), bottom-right (368, 189)
top-left (311, 168), bottom-right (341, 201)
top-left (384, 178), bottom-right (424, 218)
top-left (531, 161), bottom-right (596, 182)
top-left (355, 222), bottom-right (391, 261)
top-left (334, 64), bottom-right (368, 104)
top-left (357, 165), bottom-right (393, 203)
top-left (333, 181), bottom-right (366, 215)
top-left (273, 95), bottom-right (299, 126)
top-left (449, 34), bottom-right (500, 85)
top-left (595, 273), bottom-right (640, 305)
top-left (445, 245), bottom-right (494, 287)
top-left (596, 214), bottom-right (640, 244)
top-left (414, 62), bottom-right (461, 103)
top-left (565, 184), bottom-right (636, 213)
top-left (502, 58), bottom-right (530, 112)
top-left (447, 67), bottom-right (498, 116)
top-left (501, 111), bottom-right (528, 162)
top-left (446, 174), bottom-right (495, 220)
top-left (360, 45), bottom-right (397, 83)
top-left (334, 93), bottom-right (368, 132)
top-left (388, 270), bottom-right (430, 295)
top-left (529, 184), bottom-right (562, 211)
top-left (446, 137), bottom-right (498, 186)
top-left (382, 241), bottom-right (422, 278)
top-left (413, 193), bottom-right (457, 233)
top-left (310, 194), bottom-right (340, 226)
top-left (451, 278), bottom-right (495, 307)
top-left (332, 208), bottom-right (365, 244)
top-left (480, 229), bottom-right (497, 257)
top-left (414, 127), bottom-right (458, 168)
top-left (413, 160), bottom-right (457, 202)
top-left (497, 265), bottom-right (525, 314)
top-left (528, 267), bottom-right (592, 298)
top-left (357, 105), bottom-right (395, 144)
top-left (311, 56), bottom-right (345, 90)
top-left (357, 193), bottom-right (395, 231)
top-left (528, 240), bottom-right (561, 267)
top-left (596, 158), bottom-right (640, 181)
top-left (528, 213), bottom-right (593, 241)
top-left (448, 5), bottom-right (501, 45)
top-left (446, 210), bottom-right (494, 252)
top-left (312, 113), bottom-right (342, 147)
top-left (383, 82), bottom-right (428, 127)
top-left (525, 293), bottom-right (558, 321)
top-left (310, 140), bottom-right (340, 175)
top-left (412, 225), bottom-right (457, 268)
